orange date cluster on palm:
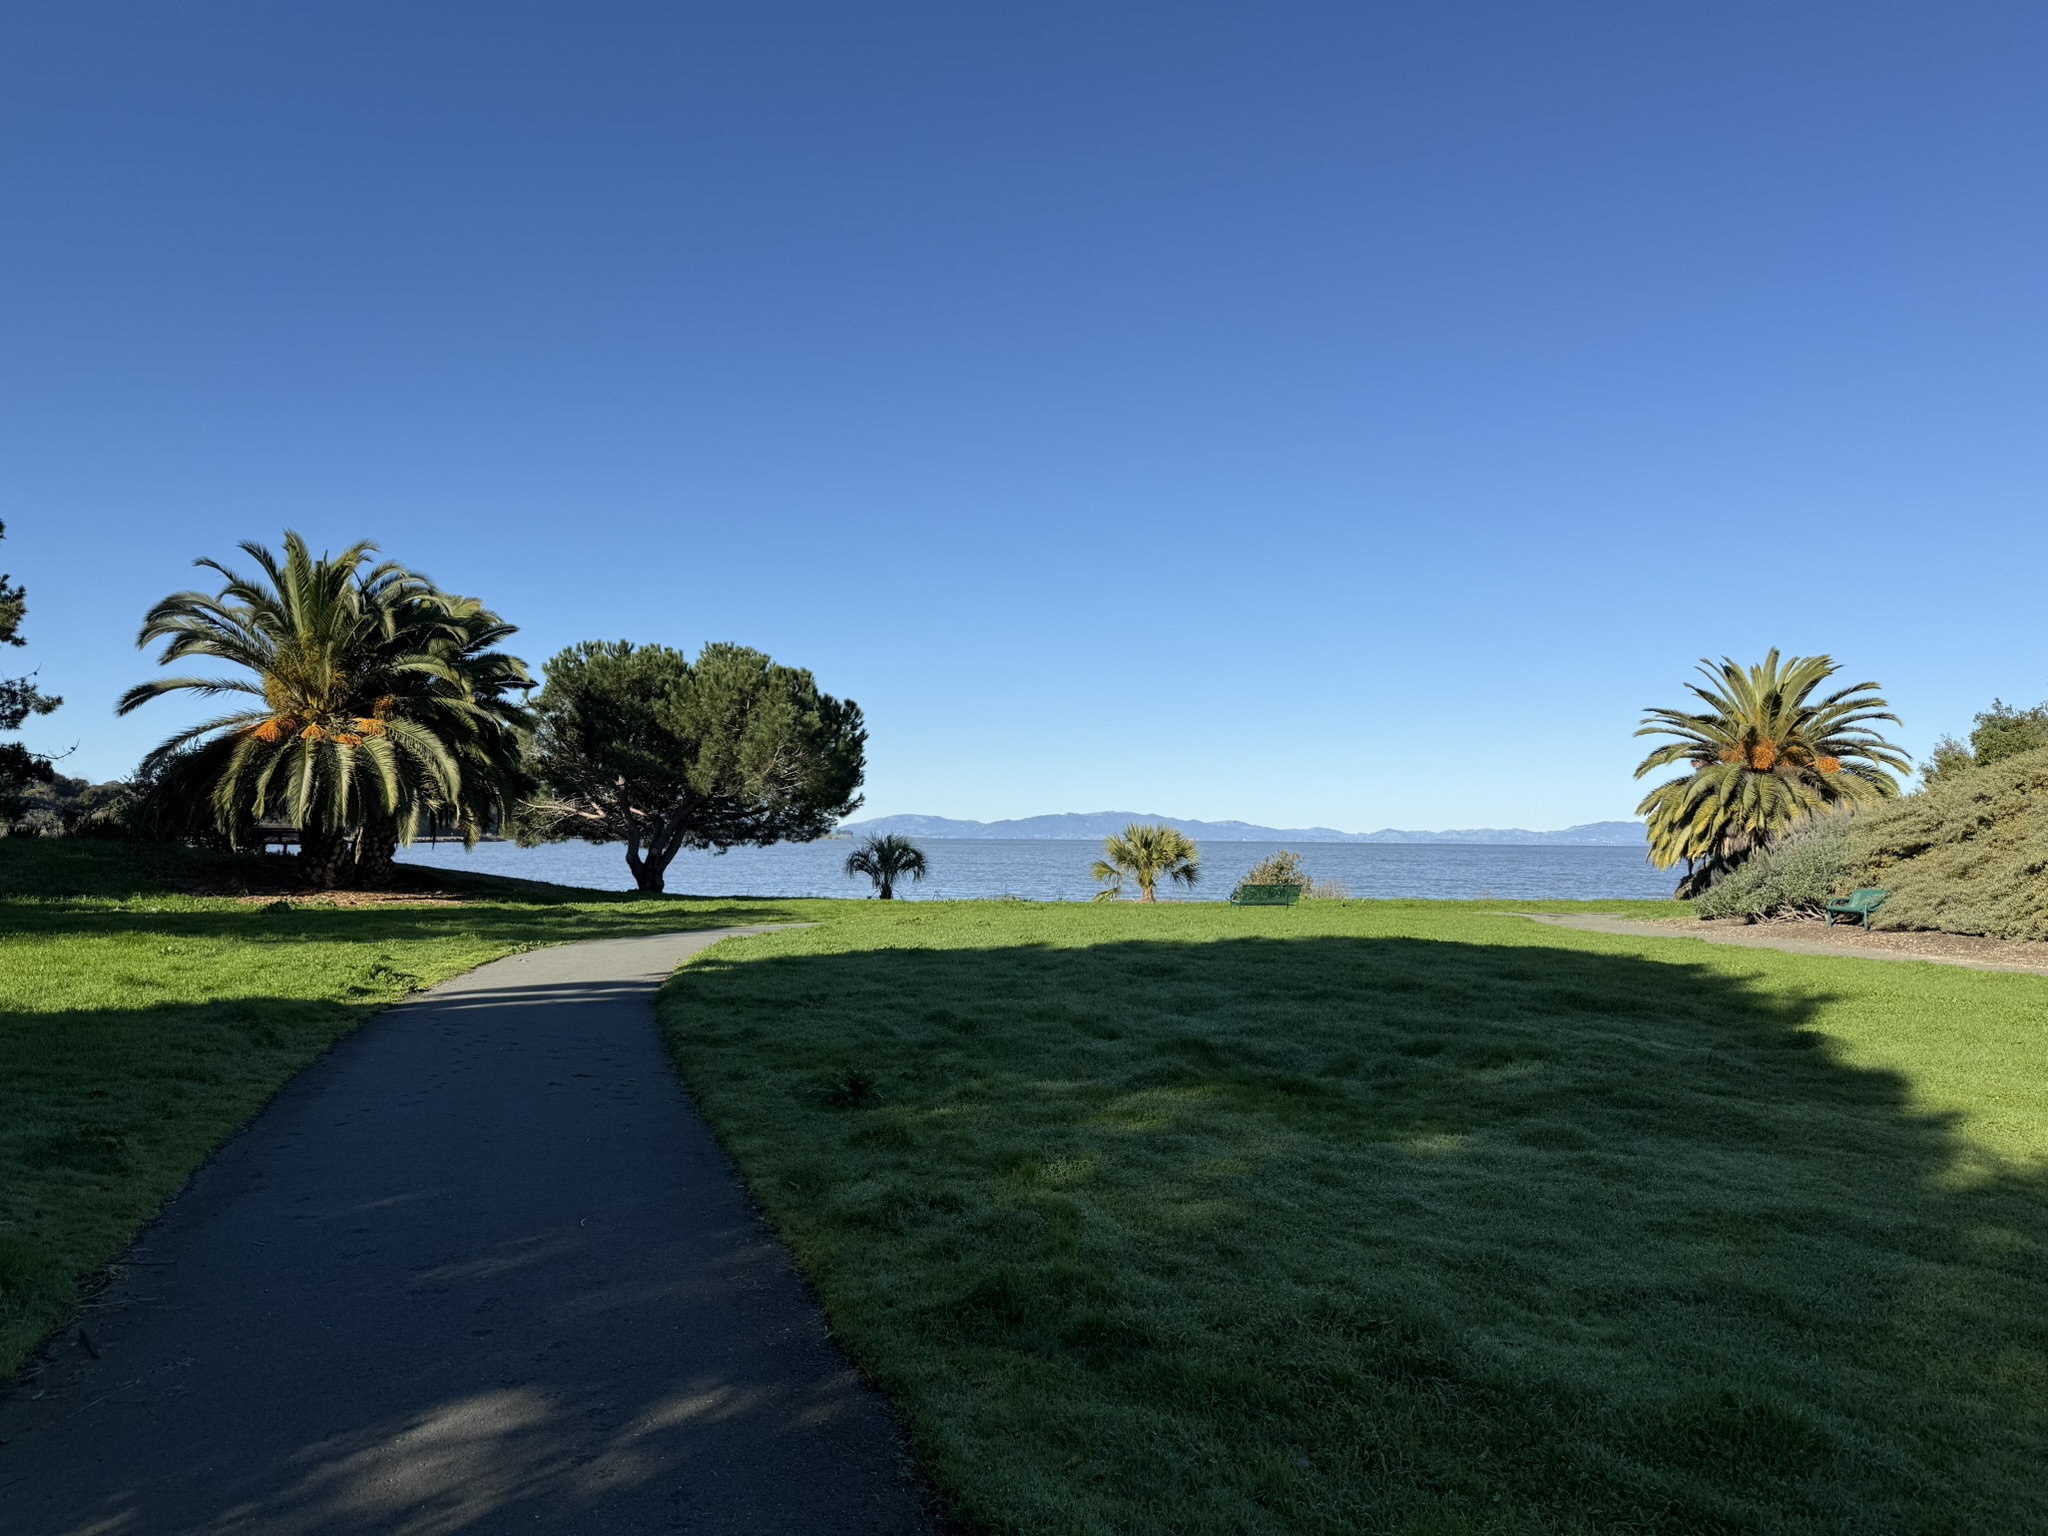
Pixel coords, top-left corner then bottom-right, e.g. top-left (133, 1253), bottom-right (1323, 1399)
top-left (248, 694), bottom-right (397, 748)
top-left (1714, 736), bottom-right (1844, 774)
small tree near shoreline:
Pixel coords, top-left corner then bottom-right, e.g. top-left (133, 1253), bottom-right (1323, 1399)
top-left (845, 833), bottom-right (927, 899)
top-left (1091, 823), bottom-right (1200, 902)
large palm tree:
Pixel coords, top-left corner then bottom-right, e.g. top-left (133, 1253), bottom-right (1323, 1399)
top-left (1091, 822), bottom-right (1200, 902)
top-left (1635, 650), bottom-right (1908, 895)
top-left (844, 833), bottom-right (928, 899)
top-left (119, 533), bottom-right (532, 887)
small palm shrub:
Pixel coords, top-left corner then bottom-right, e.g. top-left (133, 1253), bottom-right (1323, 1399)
top-left (1091, 824), bottom-right (1199, 902)
top-left (1692, 815), bottom-right (1855, 922)
top-left (844, 834), bottom-right (928, 900)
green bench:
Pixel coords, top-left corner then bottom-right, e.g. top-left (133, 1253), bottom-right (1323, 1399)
top-left (1230, 883), bottom-right (1303, 907)
top-left (1826, 887), bottom-right (1889, 929)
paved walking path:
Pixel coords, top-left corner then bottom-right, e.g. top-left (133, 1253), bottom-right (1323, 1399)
top-left (0, 929), bottom-right (944, 1535)
top-left (1509, 912), bottom-right (2048, 978)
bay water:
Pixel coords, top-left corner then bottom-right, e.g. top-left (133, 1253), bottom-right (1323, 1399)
top-left (397, 838), bottom-right (1670, 902)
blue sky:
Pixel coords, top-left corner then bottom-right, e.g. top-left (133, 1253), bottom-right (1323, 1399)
top-left (4, 4), bottom-right (2043, 830)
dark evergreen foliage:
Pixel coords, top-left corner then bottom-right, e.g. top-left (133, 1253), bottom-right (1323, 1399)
top-left (520, 640), bottom-right (866, 894)
top-left (0, 522), bottom-right (61, 814)
top-left (1923, 698), bottom-right (2048, 785)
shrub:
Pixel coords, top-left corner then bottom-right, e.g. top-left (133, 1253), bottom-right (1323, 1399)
top-left (1232, 850), bottom-right (1346, 902)
top-left (1848, 744), bottom-right (2048, 940)
top-left (1238, 851), bottom-right (1308, 892)
top-left (1692, 815), bottom-right (1855, 921)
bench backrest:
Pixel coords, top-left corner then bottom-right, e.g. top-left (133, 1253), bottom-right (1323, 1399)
top-left (1845, 888), bottom-right (1889, 908)
top-left (1235, 884), bottom-right (1302, 905)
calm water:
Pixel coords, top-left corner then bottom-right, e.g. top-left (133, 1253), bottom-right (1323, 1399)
top-left (397, 837), bottom-right (1670, 902)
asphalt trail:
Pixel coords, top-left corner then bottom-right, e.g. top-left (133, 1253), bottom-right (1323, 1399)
top-left (0, 928), bottom-right (945, 1535)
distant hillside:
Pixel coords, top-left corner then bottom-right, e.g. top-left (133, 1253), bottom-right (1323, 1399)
top-left (839, 812), bottom-right (1646, 846)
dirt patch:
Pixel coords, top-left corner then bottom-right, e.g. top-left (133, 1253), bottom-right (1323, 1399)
top-left (1656, 915), bottom-right (2048, 969)
top-left (152, 854), bottom-right (474, 905)
top-left (230, 889), bottom-right (471, 908)
top-left (1509, 912), bottom-right (2048, 977)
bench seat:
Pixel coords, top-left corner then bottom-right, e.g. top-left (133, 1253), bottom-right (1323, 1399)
top-left (1230, 883), bottom-right (1303, 907)
top-left (1825, 888), bottom-right (1889, 929)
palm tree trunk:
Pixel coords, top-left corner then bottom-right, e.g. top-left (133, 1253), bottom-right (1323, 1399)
top-left (298, 827), bottom-right (354, 890)
top-left (356, 818), bottom-right (401, 888)
top-left (879, 873), bottom-right (893, 899)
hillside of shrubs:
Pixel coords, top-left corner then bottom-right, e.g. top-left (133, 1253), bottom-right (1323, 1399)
top-left (1697, 735), bottom-right (2048, 941)
top-left (1852, 743), bottom-right (2048, 941)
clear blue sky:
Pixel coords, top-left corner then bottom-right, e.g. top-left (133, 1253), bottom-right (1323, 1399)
top-left (4, 4), bottom-right (2043, 831)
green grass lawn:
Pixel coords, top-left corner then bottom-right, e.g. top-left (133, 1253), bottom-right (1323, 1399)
top-left (0, 839), bottom-right (821, 1374)
top-left (658, 900), bottom-right (2048, 1535)
top-left (12, 837), bottom-right (2048, 1532)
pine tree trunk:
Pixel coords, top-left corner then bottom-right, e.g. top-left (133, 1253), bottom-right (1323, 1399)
top-left (624, 839), bottom-right (667, 895)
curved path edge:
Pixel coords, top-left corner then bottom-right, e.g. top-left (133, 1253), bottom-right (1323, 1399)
top-left (1504, 911), bottom-right (2048, 978)
top-left (0, 924), bottom-right (948, 1535)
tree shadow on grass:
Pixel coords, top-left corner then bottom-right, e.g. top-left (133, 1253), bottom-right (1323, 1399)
top-left (0, 897), bottom-right (816, 947)
top-left (0, 837), bottom-right (819, 917)
top-left (664, 932), bottom-right (2048, 1534)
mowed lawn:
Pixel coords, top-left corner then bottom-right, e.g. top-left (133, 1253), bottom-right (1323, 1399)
top-left (0, 840), bottom-right (817, 1374)
top-left (659, 901), bottom-right (2048, 1535)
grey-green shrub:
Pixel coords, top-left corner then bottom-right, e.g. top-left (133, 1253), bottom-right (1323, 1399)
top-left (1850, 743), bottom-right (2048, 940)
top-left (1231, 850), bottom-right (1347, 901)
top-left (1693, 816), bottom-right (1855, 921)
top-left (1233, 850), bottom-right (1307, 897)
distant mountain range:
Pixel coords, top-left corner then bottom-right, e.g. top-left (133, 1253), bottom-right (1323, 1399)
top-left (838, 812), bottom-right (1647, 846)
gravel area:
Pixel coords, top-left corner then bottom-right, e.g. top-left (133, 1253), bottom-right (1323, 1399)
top-left (1663, 915), bottom-right (2048, 969)
top-left (1508, 911), bottom-right (2048, 978)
